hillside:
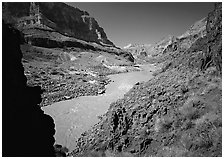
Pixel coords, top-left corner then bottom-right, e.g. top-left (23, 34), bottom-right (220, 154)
top-left (69, 3), bottom-right (222, 157)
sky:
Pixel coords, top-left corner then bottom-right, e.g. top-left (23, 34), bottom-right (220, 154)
top-left (67, 2), bottom-right (214, 48)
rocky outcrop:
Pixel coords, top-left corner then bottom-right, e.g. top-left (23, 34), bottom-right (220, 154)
top-left (2, 21), bottom-right (55, 156)
top-left (172, 3), bottom-right (222, 75)
top-left (3, 2), bottom-right (114, 46)
top-left (202, 3), bottom-right (222, 74)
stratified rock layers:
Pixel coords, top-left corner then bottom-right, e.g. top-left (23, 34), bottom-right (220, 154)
top-left (3, 2), bottom-right (114, 46)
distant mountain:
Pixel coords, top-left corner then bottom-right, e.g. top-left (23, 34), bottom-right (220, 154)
top-left (123, 44), bottom-right (152, 63)
top-left (2, 2), bottom-right (114, 46)
top-left (124, 17), bottom-right (207, 64)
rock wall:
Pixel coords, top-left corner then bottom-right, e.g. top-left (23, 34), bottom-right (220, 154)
top-left (3, 2), bottom-right (115, 46)
top-left (182, 3), bottom-right (222, 75)
top-left (203, 3), bottom-right (222, 73)
top-left (2, 21), bottom-right (55, 156)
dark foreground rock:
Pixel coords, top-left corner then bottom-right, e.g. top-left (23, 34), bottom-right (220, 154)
top-left (2, 21), bottom-right (55, 156)
top-left (69, 3), bottom-right (222, 157)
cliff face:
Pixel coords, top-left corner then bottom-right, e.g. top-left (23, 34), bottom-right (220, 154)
top-left (174, 3), bottom-right (222, 75)
top-left (203, 3), bottom-right (222, 73)
top-left (2, 21), bottom-right (55, 156)
top-left (70, 3), bottom-right (222, 157)
top-left (38, 2), bottom-right (114, 46)
top-left (3, 2), bottom-right (135, 63)
top-left (3, 2), bottom-right (114, 46)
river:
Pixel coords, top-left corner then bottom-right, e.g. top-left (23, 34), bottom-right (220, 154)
top-left (42, 64), bottom-right (156, 152)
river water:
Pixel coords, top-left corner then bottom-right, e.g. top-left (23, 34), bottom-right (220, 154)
top-left (42, 64), bottom-right (156, 151)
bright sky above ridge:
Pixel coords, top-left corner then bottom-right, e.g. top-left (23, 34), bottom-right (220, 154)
top-left (67, 2), bottom-right (214, 48)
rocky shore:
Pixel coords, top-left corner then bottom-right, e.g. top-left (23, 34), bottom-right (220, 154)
top-left (24, 62), bottom-right (111, 107)
top-left (21, 44), bottom-right (138, 107)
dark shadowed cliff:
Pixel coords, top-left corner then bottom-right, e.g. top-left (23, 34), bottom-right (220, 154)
top-left (2, 21), bottom-right (55, 156)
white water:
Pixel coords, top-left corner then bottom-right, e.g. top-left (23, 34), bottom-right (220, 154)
top-left (42, 64), bottom-right (156, 151)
